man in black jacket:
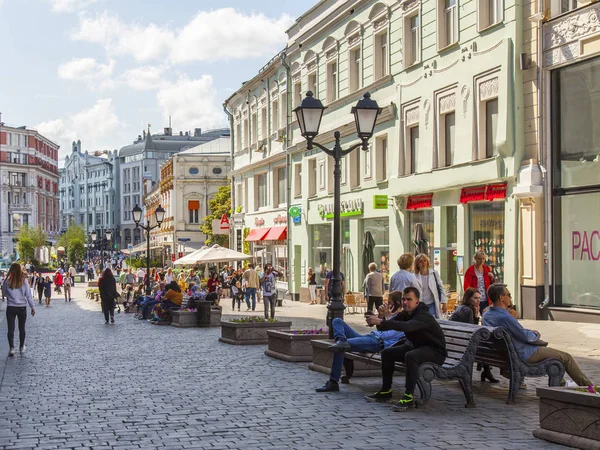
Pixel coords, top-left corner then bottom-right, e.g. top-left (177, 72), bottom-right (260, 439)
top-left (365, 286), bottom-right (447, 411)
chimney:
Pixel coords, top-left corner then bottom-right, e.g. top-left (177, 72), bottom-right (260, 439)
top-left (164, 127), bottom-right (172, 136)
top-left (194, 128), bottom-right (201, 137)
top-left (179, 131), bottom-right (183, 136)
top-left (185, 131), bottom-right (189, 136)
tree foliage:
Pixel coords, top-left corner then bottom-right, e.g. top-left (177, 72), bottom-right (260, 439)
top-left (201, 184), bottom-right (231, 247)
top-left (57, 224), bottom-right (87, 264)
top-left (16, 224), bottom-right (48, 262)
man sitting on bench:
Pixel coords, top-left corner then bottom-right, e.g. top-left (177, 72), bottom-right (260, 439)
top-left (483, 283), bottom-right (592, 387)
top-left (366, 287), bottom-right (447, 411)
top-left (315, 291), bottom-right (407, 393)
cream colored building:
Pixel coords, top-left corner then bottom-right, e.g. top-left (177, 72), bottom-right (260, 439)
top-left (228, 0), bottom-right (542, 309)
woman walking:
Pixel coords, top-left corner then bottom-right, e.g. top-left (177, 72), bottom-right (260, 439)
top-left (414, 254), bottom-right (447, 318)
top-left (1, 263), bottom-right (36, 356)
top-left (43, 276), bottom-right (53, 307)
top-left (307, 267), bottom-right (318, 305)
top-left (99, 268), bottom-right (119, 324)
top-left (262, 264), bottom-right (280, 320)
top-left (230, 269), bottom-right (244, 312)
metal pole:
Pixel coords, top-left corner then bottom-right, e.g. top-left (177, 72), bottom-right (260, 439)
top-left (328, 131), bottom-right (345, 339)
top-left (146, 228), bottom-right (151, 296)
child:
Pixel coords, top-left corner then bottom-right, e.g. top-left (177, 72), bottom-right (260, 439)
top-left (43, 276), bottom-right (53, 307)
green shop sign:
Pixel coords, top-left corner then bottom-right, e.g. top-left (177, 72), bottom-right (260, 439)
top-left (318, 199), bottom-right (363, 219)
top-left (373, 195), bottom-right (388, 210)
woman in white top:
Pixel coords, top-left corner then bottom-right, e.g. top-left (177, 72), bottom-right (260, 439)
top-left (414, 254), bottom-right (447, 318)
top-left (1, 263), bottom-right (36, 356)
top-left (165, 267), bottom-right (174, 284)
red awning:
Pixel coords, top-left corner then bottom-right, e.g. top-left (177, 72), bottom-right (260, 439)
top-left (263, 226), bottom-right (287, 241)
top-left (245, 228), bottom-right (270, 242)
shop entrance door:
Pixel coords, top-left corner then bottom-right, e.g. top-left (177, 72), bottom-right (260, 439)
top-left (294, 245), bottom-right (301, 300)
top-left (431, 247), bottom-right (458, 294)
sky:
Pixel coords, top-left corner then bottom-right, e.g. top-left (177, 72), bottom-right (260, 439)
top-left (0, 0), bottom-right (317, 162)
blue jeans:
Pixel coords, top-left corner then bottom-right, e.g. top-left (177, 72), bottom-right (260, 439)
top-left (426, 303), bottom-right (436, 317)
top-left (330, 318), bottom-right (383, 381)
top-left (244, 288), bottom-right (257, 310)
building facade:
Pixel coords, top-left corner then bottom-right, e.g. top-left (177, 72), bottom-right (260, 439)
top-left (0, 120), bottom-right (60, 261)
top-left (229, 0), bottom-right (539, 307)
top-left (144, 136), bottom-right (231, 263)
top-left (118, 127), bottom-right (229, 250)
top-left (59, 141), bottom-right (120, 250)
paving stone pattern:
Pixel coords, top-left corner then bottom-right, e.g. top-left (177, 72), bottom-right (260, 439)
top-left (0, 285), bottom-right (582, 449)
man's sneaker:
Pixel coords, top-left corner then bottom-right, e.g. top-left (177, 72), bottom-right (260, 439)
top-left (328, 340), bottom-right (351, 353)
top-left (19, 346), bottom-right (26, 354)
top-left (8, 348), bottom-right (15, 357)
top-left (315, 380), bottom-right (339, 392)
top-left (393, 393), bottom-right (415, 411)
top-left (365, 390), bottom-right (393, 402)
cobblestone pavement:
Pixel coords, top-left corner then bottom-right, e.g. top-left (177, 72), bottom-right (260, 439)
top-left (1, 284), bottom-right (596, 449)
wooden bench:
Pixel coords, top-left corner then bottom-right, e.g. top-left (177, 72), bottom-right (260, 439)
top-left (311, 320), bottom-right (492, 408)
top-left (475, 327), bottom-right (565, 404)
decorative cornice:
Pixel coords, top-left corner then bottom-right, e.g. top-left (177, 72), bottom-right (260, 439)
top-left (479, 77), bottom-right (499, 101)
top-left (438, 92), bottom-right (456, 115)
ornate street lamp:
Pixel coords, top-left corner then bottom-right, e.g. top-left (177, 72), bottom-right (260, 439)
top-left (294, 91), bottom-right (381, 338)
top-left (132, 204), bottom-right (165, 295)
top-left (105, 229), bottom-right (113, 269)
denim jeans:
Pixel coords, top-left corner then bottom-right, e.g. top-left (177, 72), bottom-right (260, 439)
top-left (330, 318), bottom-right (383, 381)
top-left (426, 303), bottom-right (436, 317)
top-left (244, 288), bottom-right (257, 310)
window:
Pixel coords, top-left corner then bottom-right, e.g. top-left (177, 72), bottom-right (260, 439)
top-left (293, 80), bottom-right (302, 109)
top-left (280, 93), bottom-right (287, 129)
top-left (404, 13), bottom-right (421, 67)
top-left (243, 118), bottom-right (249, 149)
top-left (261, 107), bottom-right (268, 140)
top-left (236, 122), bottom-right (242, 151)
top-left (188, 200), bottom-right (200, 223)
top-left (478, 0), bottom-right (503, 30)
top-left (277, 167), bottom-right (286, 205)
top-left (410, 126), bottom-right (420, 173)
top-left (439, 0), bottom-right (458, 49)
top-left (272, 100), bottom-right (279, 132)
top-left (349, 149), bottom-right (361, 188)
top-left (308, 159), bottom-right (317, 197)
top-left (308, 72), bottom-right (317, 97)
top-left (251, 112), bottom-right (258, 144)
top-left (470, 201), bottom-right (505, 282)
top-left (212, 167), bottom-right (223, 175)
top-left (443, 112), bottom-right (456, 167)
top-left (189, 167), bottom-right (199, 175)
top-left (294, 163), bottom-right (302, 198)
top-left (327, 62), bottom-right (337, 103)
top-left (364, 145), bottom-right (372, 179)
top-left (256, 173), bottom-right (267, 208)
top-left (485, 99), bottom-right (499, 158)
top-left (375, 135), bottom-right (388, 182)
top-left (349, 47), bottom-right (361, 92)
top-left (375, 32), bottom-right (388, 79)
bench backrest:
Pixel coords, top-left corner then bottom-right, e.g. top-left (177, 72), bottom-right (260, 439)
top-left (438, 320), bottom-right (492, 368)
top-left (475, 327), bottom-right (511, 369)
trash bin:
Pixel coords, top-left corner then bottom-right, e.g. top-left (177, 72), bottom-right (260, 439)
top-left (196, 301), bottom-right (212, 327)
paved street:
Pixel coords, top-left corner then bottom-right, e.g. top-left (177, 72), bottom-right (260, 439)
top-left (0, 284), bottom-right (595, 449)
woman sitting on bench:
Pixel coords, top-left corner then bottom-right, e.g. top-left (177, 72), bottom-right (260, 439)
top-left (150, 281), bottom-right (183, 323)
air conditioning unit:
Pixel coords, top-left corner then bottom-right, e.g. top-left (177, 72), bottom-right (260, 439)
top-left (276, 129), bottom-right (286, 142)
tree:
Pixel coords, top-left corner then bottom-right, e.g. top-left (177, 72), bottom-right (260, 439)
top-left (201, 184), bottom-right (231, 247)
top-left (57, 224), bottom-right (86, 264)
top-left (16, 224), bottom-right (47, 262)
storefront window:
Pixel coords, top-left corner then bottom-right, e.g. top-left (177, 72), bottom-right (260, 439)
top-left (470, 202), bottom-right (505, 282)
top-left (408, 210), bottom-right (434, 256)
top-left (274, 244), bottom-right (288, 282)
top-left (363, 218), bottom-right (390, 287)
top-left (440, 206), bottom-right (458, 292)
top-left (554, 192), bottom-right (600, 308)
top-left (552, 58), bottom-right (600, 189)
top-left (312, 224), bottom-right (332, 286)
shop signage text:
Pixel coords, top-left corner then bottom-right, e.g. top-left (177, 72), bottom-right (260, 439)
top-left (572, 230), bottom-right (600, 261)
top-left (460, 183), bottom-right (507, 204)
top-left (407, 194), bottom-right (434, 210)
top-left (318, 199), bottom-right (363, 219)
top-left (373, 195), bottom-right (389, 210)
top-left (273, 215), bottom-right (287, 224)
top-left (255, 217), bottom-right (265, 226)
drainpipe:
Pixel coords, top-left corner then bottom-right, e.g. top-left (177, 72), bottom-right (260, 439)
top-left (223, 102), bottom-right (234, 250)
top-left (280, 50), bottom-right (293, 300)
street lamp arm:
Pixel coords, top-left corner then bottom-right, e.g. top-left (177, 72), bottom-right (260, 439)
top-left (309, 139), bottom-right (366, 158)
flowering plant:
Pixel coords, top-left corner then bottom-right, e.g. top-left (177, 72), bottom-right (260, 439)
top-left (289, 328), bottom-right (327, 335)
top-left (229, 317), bottom-right (279, 323)
top-left (575, 385), bottom-right (600, 395)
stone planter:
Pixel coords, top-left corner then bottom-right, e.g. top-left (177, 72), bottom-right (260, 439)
top-left (534, 387), bottom-right (600, 450)
top-left (170, 310), bottom-right (197, 328)
top-left (308, 339), bottom-right (384, 378)
top-left (219, 321), bottom-right (292, 345)
top-left (265, 330), bottom-right (329, 362)
top-left (210, 307), bottom-right (222, 327)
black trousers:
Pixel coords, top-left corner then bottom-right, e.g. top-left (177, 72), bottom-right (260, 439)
top-left (381, 343), bottom-right (446, 395)
top-left (367, 296), bottom-right (383, 313)
top-left (6, 306), bottom-right (27, 350)
top-left (101, 302), bottom-right (115, 322)
top-left (37, 285), bottom-right (44, 303)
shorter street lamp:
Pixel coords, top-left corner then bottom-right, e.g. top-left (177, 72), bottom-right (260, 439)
top-left (132, 204), bottom-right (165, 295)
top-left (90, 230), bottom-right (98, 269)
top-left (105, 229), bottom-right (112, 269)
top-left (294, 91), bottom-right (381, 338)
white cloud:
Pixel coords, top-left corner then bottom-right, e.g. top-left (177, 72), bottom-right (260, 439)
top-left (57, 57), bottom-right (115, 89)
top-left (70, 8), bottom-right (293, 63)
top-left (36, 99), bottom-right (120, 158)
top-left (49, 0), bottom-right (104, 13)
top-left (156, 75), bottom-right (225, 132)
top-left (121, 65), bottom-right (169, 91)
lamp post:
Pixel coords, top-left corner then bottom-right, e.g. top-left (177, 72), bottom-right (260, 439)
top-left (132, 204), bottom-right (165, 295)
top-left (294, 91), bottom-right (381, 338)
top-left (90, 230), bottom-right (97, 270)
top-left (106, 229), bottom-right (112, 270)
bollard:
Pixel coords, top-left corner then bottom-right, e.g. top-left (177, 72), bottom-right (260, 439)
top-left (196, 301), bottom-right (212, 327)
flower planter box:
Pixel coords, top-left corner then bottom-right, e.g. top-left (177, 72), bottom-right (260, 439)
top-left (265, 330), bottom-right (329, 362)
top-left (534, 387), bottom-right (600, 449)
top-left (210, 307), bottom-right (222, 327)
top-left (219, 321), bottom-right (292, 345)
top-left (170, 310), bottom-right (198, 328)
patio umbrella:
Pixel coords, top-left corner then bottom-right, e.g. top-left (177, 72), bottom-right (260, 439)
top-left (172, 246), bottom-right (210, 266)
top-left (362, 231), bottom-right (376, 276)
top-left (197, 245), bottom-right (251, 264)
top-left (413, 223), bottom-right (429, 256)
